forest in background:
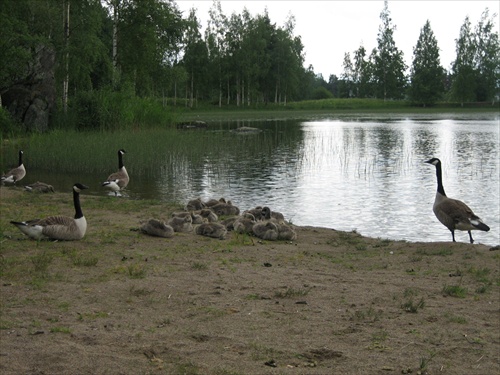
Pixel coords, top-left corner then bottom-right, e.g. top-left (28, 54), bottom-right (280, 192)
top-left (0, 0), bottom-right (498, 135)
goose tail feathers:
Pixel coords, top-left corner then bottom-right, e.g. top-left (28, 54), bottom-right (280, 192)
top-left (471, 220), bottom-right (490, 232)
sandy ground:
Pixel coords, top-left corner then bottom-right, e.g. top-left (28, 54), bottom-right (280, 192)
top-left (0, 187), bottom-right (499, 375)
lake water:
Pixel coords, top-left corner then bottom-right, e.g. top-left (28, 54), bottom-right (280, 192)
top-left (6, 113), bottom-right (499, 246)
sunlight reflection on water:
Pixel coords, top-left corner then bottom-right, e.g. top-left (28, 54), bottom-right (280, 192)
top-left (14, 114), bottom-right (499, 246)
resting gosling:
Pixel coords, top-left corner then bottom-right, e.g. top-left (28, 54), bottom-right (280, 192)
top-left (171, 211), bottom-right (205, 224)
top-left (195, 208), bottom-right (218, 223)
top-left (24, 181), bottom-right (55, 193)
top-left (186, 197), bottom-right (205, 211)
top-left (140, 219), bottom-right (174, 238)
top-left (261, 206), bottom-right (285, 223)
top-left (1, 150), bottom-right (26, 184)
top-left (252, 221), bottom-right (279, 241)
top-left (425, 158), bottom-right (490, 243)
top-left (10, 183), bottom-right (88, 240)
top-left (167, 215), bottom-right (193, 233)
top-left (102, 149), bottom-right (129, 196)
top-left (233, 213), bottom-right (257, 234)
top-left (195, 222), bottom-right (227, 239)
top-left (259, 207), bottom-right (296, 240)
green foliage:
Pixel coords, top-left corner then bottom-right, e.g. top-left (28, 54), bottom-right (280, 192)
top-left (53, 87), bottom-right (177, 131)
top-left (373, 1), bottom-right (407, 100)
top-left (473, 9), bottom-right (500, 103)
top-left (442, 284), bottom-right (468, 298)
top-left (451, 16), bottom-right (477, 104)
top-left (409, 20), bottom-right (445, 106)
top-left (311, 87), bottom-right (334, 100)
top-left (0, 108), bottom-right (23, 138)
top-left (1, 0), bottom-right (499, 136)
top-left (401, 297), bottom-right (425, 313)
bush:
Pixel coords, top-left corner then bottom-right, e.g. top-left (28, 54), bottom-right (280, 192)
top-left (312, 87), bottom-right (334, 100)
top-left (0, 107), bottom-right (23, 138)
top-left (56, 87), bottom-right (178, 131)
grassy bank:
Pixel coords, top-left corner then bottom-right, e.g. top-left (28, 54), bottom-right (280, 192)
top-left (0, 187), bottom-right (499, 375)
top-left (177, 98), bottom-right (500, 122)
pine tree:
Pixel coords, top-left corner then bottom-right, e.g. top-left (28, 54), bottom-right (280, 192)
top-left (373, 1), bottom-right (407, 100)
top-left (409, 20), bottom-right (445, 106)
top-left (451, 16), bottom-right (476, 105)
top-left (474, 8), bottom-right (500, 104)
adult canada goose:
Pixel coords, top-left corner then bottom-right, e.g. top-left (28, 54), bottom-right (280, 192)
top-left (195, 222), bottom-right (227, 239)
top-left (102, 149), bottom-right (129, 196)
top-left (24, 181), bottom-right (55, 193)
top-left (140, 219), bottom-right (174, 238)
top-left (10, 183), bottom-right (88, 240)
top-left (1, 150), bottom-right (26, 184)
top-left (425, 158), bottom-right (490, 243)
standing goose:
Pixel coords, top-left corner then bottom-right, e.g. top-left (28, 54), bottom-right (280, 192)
top-left (10, 183), bottom-right (88, 240)
top-left (425, 158), bottom-right (490, 243)
top-left (102, 149), bottom-right (129, 196)
top-left (1, 150), bottom-right (26, 184)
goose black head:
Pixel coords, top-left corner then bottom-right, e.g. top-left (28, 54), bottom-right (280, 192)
top-left (73, 183), bottom-right (89, 193)
top-left (425, 158), bottom-right (441, 166)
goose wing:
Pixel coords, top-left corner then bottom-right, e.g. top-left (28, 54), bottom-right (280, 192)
top-left (435, 198), bottom-right (485, 230)
top-left (39, 216), bottom-right (85, 240)
top-left (105, 168), bottom-right (129, 188)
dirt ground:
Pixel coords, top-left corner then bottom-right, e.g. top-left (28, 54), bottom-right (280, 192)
top-left (0, 187), bottom-right (499, 375)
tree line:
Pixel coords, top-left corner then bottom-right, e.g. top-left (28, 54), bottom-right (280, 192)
top-left (332, 2), bottom-right (499, 106)
top-left (0, 0), bottom-right (498, 132)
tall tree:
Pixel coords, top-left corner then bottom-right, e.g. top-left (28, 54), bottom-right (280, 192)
top-left (352, 45), bottom-right (373, 98)
top-left (473, 8), bottom-right (500, 103)
top-left (340, 52), bottom-right (353, 98)
top-left (373, 0), bottom-right (407, 100)
top-left (115, 0), bottom-right (183, 96)
top-left (183, 8), bottom-right (208, 106)
top-left (205, 0), bottom-right (227, 107)
top-left (451, 16), bottom-right (476, 105)
top-left (409, 20), bottom-right (445, 106)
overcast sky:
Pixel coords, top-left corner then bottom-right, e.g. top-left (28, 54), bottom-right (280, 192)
top-left (176, 0), bottom-right (499, 78)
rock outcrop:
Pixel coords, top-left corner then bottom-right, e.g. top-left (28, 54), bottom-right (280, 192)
top-left (2, 45), bottom-right (56, 132)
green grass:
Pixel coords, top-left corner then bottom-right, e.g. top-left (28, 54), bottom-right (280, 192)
top-left (442, 284), bottom-right (468, 298)
top-left (401, 297), bottom-right (425, 313)
top-left (127, 263), bottom-right (146, 279)
top-left (50, 326), bottom-right (72, 334)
